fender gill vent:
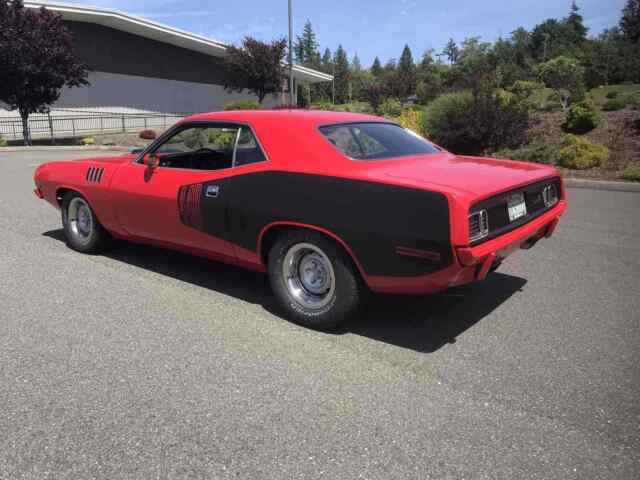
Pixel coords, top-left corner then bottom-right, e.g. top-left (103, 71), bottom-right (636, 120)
top-left (178, 184), bottom-right (203, 230)
top-left (86, 166), bottom-right (104, 183)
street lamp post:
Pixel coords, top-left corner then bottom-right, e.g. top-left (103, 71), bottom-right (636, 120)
top-left (288, 0), bottom-right (294, 105)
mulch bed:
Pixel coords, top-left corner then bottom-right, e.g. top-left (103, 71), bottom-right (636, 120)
top-left (528, 108), bottom-right (640, 181)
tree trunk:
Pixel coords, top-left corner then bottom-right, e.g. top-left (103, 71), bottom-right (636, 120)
top-left (559, 95), bottom-right (569, 111)
top-left (20, 109), bottom-right (32, 146)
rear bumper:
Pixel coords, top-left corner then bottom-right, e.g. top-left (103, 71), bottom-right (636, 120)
top-left (456, 200), bottom-right (566, 272)
top-left (367, 200), bottom-right (567, 294)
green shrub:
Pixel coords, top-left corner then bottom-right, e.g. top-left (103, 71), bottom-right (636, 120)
top-left (626, 92), bottom-right (640, 109)
top-left (81, 137), bottom-right (94, 146)
top-left (396, 109), bottom-right (426, 136)
top-left (423, 91), bottom-right (476, 152)
top-left (605, 91), bottom-right (619, 99)
top-left (622, 165), bottom-right (640, 182)
top-left (310, 101), bottom-right (374, 114)
top-left (311, 101), bottom-right (334, 111)
top-left (424, 80), bottom-right (531, 155)
top-left (334, 102), bottom-right (375, 114)
top-left (558, 134), bottom-right (609, 169)
top-left (492, 142), bottom-right (559, 165)
top-left (603, 98), bottom-right (627, 111)
top-left (378, 98), bottom-right (402, 118)
top-left (208, 131), bottom-right (235, 149)
top-left (0, 135), bottom-right (6, 147)
top-left (509, 80), bottom-right (544, 100)
top-left (564, 100), bottom-right (600, 134)
top-left (223, 100), bottom-right (263, 111)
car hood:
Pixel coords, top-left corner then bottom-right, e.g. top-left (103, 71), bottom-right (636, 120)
top-left (367, 153), bottom-right (558, 200)
top-left (72, 153), bottom-right (138, 165)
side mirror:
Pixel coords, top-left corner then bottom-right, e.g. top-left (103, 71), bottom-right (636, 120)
top-left (143, 153), bottom-right (159, 169)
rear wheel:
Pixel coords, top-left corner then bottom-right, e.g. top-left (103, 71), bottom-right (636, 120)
top-left (61, 192), bottom-right (110, 253)
top-left (268, 230), bottom-right (366, 330)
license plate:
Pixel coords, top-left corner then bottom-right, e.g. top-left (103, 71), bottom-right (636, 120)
top-left (507, 192), bottom-right (527, 222)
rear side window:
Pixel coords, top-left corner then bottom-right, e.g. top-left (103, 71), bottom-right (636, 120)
top-left (319, 122), bottom-right (440, 160)
top-left (234, 126), bottom-right (266, 166)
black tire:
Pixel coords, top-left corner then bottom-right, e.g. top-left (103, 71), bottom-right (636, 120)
top-left (489, 260), bottom-right (502, 274)
top-left (61, 191), bottom-right (111, 253)
top-left (268, 230), bottom-right (366, 330)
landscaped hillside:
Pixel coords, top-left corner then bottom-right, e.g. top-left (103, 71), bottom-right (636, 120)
top-left (289, 0), bottom-right (640, 182)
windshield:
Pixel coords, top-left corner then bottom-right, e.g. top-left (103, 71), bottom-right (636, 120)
top-left (319, 122), bottom-right (440, 160)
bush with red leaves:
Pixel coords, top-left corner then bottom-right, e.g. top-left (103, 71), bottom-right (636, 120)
top-left (139, 129), bottom-right (157, 140)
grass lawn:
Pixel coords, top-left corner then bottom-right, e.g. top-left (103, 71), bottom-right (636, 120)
top-left (588, 84), bottom-right (640, 106)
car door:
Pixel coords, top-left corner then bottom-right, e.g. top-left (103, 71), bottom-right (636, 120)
top-left (111, 122), bottom-right (255, 259)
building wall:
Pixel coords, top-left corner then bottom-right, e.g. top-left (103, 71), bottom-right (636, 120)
top-left (64, 21), bottom-right (229, 86)
top-left (55, 71), bottom-right (279, 113)
top-left (54, 21), bottom-right (279, 113)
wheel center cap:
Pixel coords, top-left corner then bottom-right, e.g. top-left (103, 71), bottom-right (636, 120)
top-left (78, 208), bottom-right (90, 231)
top-left (299, 254), bottom-right (329, 294)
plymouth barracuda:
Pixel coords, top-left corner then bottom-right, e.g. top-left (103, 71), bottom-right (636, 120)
top-left (33, 110), bottom-right (567, 329)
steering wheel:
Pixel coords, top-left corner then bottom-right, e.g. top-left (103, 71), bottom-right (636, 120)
top-left (193, 148), bottom-right (216, 155)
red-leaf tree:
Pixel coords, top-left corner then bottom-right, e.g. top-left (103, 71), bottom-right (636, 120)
top-left (223, 36), bottom-right (287, 104)
top-left (0, 0), bottom-right (89, 145)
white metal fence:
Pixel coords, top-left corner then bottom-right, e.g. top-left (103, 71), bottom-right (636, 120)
top-left (0, 108), bottom-right (189, 141)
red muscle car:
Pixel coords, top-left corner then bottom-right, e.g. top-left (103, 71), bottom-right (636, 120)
top-left (33, 110), bottom-right (567, 329)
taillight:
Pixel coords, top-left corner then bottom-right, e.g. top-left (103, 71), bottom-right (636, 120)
top-left (468, 210), bottom-right (489, 242)
top-left (542, 184), bottom-right (558, 208)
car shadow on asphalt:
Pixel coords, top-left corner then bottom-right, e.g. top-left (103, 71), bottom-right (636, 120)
top-left (43, 229), bottom-right (527, 353)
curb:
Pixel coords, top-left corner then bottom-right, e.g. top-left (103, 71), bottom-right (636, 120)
top-left (1, 146), bottom-right (131, 153)
top-left (564, 178), bottom-right (640, 193)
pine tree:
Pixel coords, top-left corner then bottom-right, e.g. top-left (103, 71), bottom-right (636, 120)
top-left (300, 20), bottom-right (319, 66)
top-left (620, 0), bottom-right (640, 43)
top-left (371, 57), bottom-right (383, 77)
top-left (294, 35), bottom-right (305, 64)
top-left (311, 48), bottom-right (333, 103)
top-left (321, 48), bottom-right (333, 73)
top-left (294, 20), bottom-right (320, 67)
top-left (397, 45), bottom-right (417, 99)
top-left (566, 1), bottom-right (588, 43)
top-left (398, 45), bottom-right (416, 76)
top-left (351, 53), bottom-right (362, 72)
top-left (333, 45), bottom-right (350, 104)
top-left (442, 38), bottom-right (459, 64)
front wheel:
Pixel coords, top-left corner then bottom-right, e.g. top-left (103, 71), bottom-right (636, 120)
top-left (61, 192), bottom-right (111, 253)
top-left (268, 230), bottom-right (366, 330)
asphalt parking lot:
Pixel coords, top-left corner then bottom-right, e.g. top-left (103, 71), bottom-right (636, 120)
top-left (1, 149), bottom-right (639, 479)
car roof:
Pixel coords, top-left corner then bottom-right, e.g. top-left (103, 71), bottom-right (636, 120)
top-left (179, 109), bottom-right (398, 171)
top-left (183, 109), bottom-right (386, 127)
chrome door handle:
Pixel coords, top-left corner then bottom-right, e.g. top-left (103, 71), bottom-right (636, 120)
top-left (205, 185), bottom-right (220, 198)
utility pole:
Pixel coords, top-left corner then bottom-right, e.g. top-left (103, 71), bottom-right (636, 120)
top-left (332, 63), bottom-right (335, 105)
top-left (288, 0), bottom-right (294, 105)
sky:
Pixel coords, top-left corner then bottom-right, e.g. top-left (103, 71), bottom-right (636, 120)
top-left (43, 0), bottom-right (627, 66)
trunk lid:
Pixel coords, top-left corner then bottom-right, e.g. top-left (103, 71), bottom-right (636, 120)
top-left (371, 153), bottom-right (557, 200)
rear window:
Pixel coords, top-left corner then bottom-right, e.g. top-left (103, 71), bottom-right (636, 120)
top-left (319, 122), bottom-right (440, 160)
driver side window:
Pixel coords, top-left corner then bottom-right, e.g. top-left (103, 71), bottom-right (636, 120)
top-left (149, 124), bottom-right (267, 171)
top-left (153, 125), bottom-right (239, 170)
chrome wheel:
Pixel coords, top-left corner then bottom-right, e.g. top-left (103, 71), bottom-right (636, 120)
top-left (67, 197), bottom-right (93, 243)
top-left (282, 243), bottom-right (336, 310)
